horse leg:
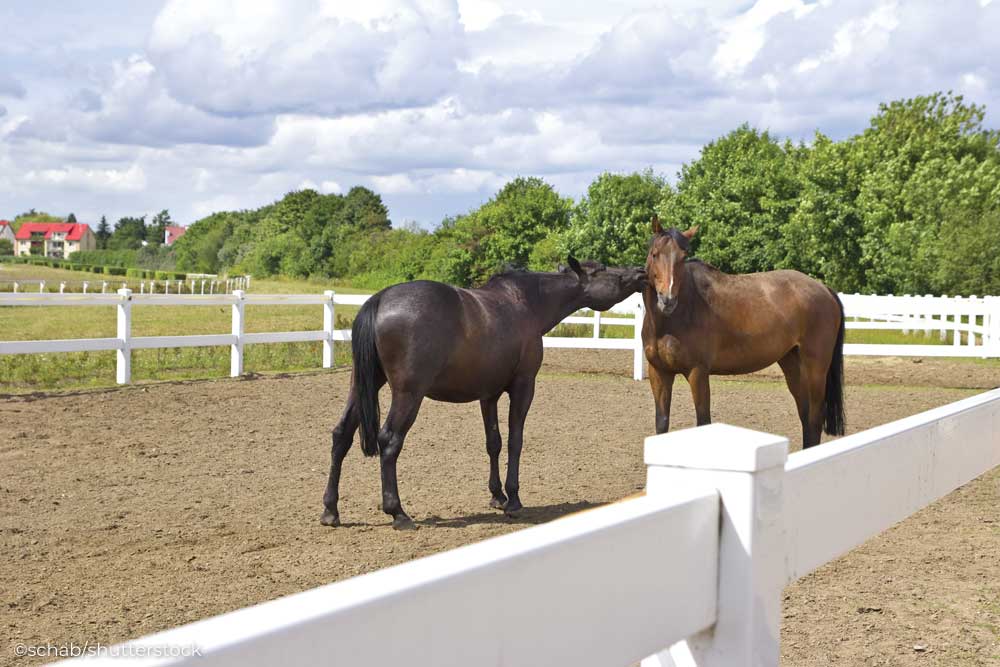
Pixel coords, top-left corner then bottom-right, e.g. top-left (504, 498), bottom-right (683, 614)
top-left (503, 377), bottom-right (536, 516)
top-left (480, 395), bottom-right (507, 510)
top-left (778, 349), bottom-right (811, 449)
top-left (378, 390), bottom-right (424, 530)
top-left (320, 385), bottom-right (362, 526)
top-left (800, 355), bottom-right (828, 448)
top-left (649, 368), bottom-right (676, 434)
top-left (687, 366), bottom-right (712, 426)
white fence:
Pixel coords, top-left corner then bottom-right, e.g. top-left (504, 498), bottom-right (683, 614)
top-left (2, 292), bottom-right (999, 386)
top-left (0, 275), bottom-right (249, 295)
top-left (0, 290), bottom-right (647, 383)
top-left (840, 292), bottom-right (1000, 357)
top-left (60, 388), bottom-right (1000, 667)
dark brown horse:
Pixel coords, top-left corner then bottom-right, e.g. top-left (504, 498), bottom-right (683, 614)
top-left (322, 259), bottom-right (646, 529)
top-left (642, 219), bottom-right (845, 448)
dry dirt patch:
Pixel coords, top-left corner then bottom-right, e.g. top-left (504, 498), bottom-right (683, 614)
top-left (1, 353), bottom-right (997, 666)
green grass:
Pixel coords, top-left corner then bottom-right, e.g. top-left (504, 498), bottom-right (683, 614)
top-left (0, 264), bottom-right (362, 392)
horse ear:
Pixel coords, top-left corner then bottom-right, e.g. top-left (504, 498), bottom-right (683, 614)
top-left (652, 215), bottom-right (663, 234)
top-left (567, 255), bottom-right (585, 279)
top-left (682, 224), bottom-right (699, 240)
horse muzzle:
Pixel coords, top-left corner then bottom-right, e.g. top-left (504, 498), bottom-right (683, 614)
top-left (656, 293), bottom-right (677, 315)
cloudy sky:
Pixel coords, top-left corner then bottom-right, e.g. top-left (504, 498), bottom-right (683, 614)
top-left (1, 0), bottom-right (997, 229)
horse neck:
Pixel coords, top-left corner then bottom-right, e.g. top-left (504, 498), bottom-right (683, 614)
top-left (529, 273), bottom-right (586, 334)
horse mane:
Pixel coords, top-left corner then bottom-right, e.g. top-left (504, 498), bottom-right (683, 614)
top-left (481, 264), bottom-right (531, 288)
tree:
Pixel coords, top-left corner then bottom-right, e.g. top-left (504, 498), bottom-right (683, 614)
top-left (110, 216), bottom-right (147, 250)
top-left (564, 169), bottom-right (669, 267)
top-left (934, 205), bottom-right (1000, 295)
top-left (0, 238), bottom-right (13, 256)
top-left (147, 210), bottom-right (173, 246)
top-left (857, 94), bottom-right (1000, 293)
top-left (460, 177), bottom-right (572, 284)
top-left (659, 125), bottom-right (803, 274)
top-left (67, 212), bottom-right (77, 223)
top-left (12, 209), bottom-right (63, 231)
top-left (782, 133), bottom-right (866, 291)
top-left (96, 216), bottom-right (111, 249)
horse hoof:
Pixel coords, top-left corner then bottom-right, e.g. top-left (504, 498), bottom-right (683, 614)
top-left (489, 497), bottom-right (507, 510)
top-left (392, 516), bottom-right (417, 531)
top-left (503, 500), bottom-right (523, 517)
top-left (319, 510), bottom-right (340, 527)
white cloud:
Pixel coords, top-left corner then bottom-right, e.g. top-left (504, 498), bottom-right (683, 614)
top-left (371, 173), bottom-right (420, 194)
top-left (22, 164), bottom-right (147, 192)
top-left (320, 180), bottom-right (343, 194)
top-left (148, 0), bottom-right (465, 116)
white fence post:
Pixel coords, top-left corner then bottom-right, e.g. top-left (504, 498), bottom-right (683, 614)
top-left (102, 281), bottom-right (107, 294)
top-left (116, 288), bottom-right (133, 385)
top-left (39, 280), bottom-right (45, 293)
top-left (642, 425), bottom-right (789, 667)
top-left (59, 281), bottom-right (65, 294)
top-left (201, 279), bottom-right (206, 295)
top-left (633, 300), bottom-right (646, 381)
top-left (592, 310), bottom-right (602, 339)
top-left (12, 281), bottom-right (18, 293)
top-left (231, 290), bottom-right (246, 377)
top-left (323, 290), bottom-right (336, 368)
top-left (82, 281), bottom-right (88, 294)
top-left (953, 296), bottom-right (963, 347)
top-left (968, 296), bottom-right (978, 348)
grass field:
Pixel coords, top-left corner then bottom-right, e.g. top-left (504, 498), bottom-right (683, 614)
top-left (1, 262), bottom-right (995, 392)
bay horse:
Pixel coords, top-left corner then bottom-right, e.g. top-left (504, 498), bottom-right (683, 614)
top-left (321, 258), bottom-right (646, 529)
top-left (642, 218), bottom-right (845, 448)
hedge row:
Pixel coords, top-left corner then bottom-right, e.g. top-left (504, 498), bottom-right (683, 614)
top-left (4, 255), bottom-right (187, 280)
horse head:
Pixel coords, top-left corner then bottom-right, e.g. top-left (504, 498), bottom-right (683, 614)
top-left (646, 216), bottom-right (698, 316)
top-left (561, 256), bottom-right (646, 311)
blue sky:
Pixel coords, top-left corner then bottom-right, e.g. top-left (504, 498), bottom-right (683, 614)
top-left (1, 0), bottom-right (997, 229)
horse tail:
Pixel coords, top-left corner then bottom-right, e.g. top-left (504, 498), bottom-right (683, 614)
top-left (823, 289), bottom-right (846, 436)
top-left (352, 292), bottom-right (384, 457)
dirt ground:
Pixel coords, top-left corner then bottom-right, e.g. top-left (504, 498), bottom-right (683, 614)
top-left (1, 351), bottom-right (998, 666)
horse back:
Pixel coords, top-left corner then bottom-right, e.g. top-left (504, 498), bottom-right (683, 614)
top-left (372, 280), bottom-right (534, 401)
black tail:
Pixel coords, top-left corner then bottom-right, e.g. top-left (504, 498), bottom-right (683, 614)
top-left (824, 290), bottom-right (846, 436)
top-left (352, 292), bottom-right (383, 457)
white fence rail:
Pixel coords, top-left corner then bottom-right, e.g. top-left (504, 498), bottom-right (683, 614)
top-left (0, 275), bottom-right (249, 295)
top-left (60, 388), bottom-right (1000, 667)
top-left (840, 292), bottom-right (1000, 357)
top-left (3, 292), bottom-right (999, 386)
top-left (0, 290), bottom-right (648, 383)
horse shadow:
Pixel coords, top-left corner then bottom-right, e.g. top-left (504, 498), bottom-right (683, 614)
top-left (416, 500), bottom-right (602, 529)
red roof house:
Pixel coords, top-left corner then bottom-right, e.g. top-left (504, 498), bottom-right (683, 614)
top-left (14, 222), bottom-right (96, 258)
top-left (164, 225), bottom-right (187, 245)
top-left (0, 220), bottom-right (14, 244)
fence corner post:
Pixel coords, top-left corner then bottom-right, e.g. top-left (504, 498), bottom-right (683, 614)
top-left (116, 288), bottom-right (133, 385)
top-left (323, 290), bottom-right (336, 369)
top-left (231, 289), bottom-right (246, 377)
top-left (633, 300), bottom-right (646, 381)
top-left (642, 424), bottom-right (789, 667)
